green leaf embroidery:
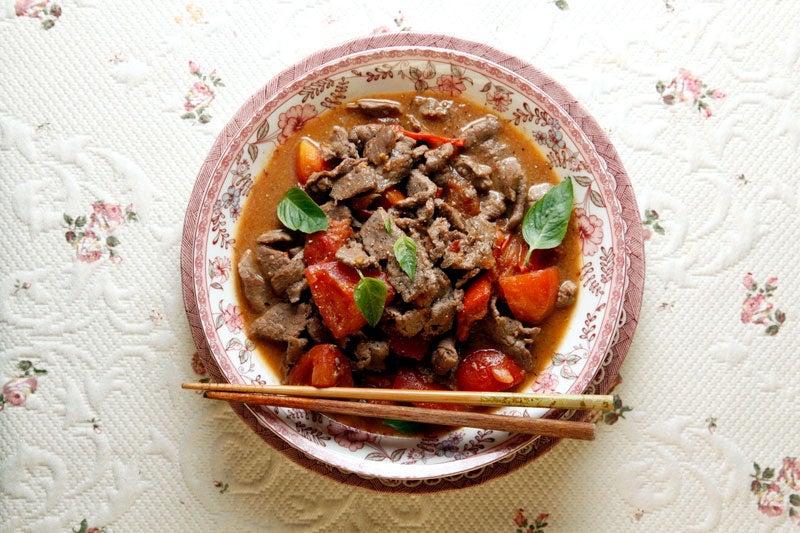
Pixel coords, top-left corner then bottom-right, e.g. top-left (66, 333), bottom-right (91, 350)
top-left (393, 234), bottom-right (417, 280)
top-left (353, 275), bottom-right (388, 327)
top-left (276, 187), bottom-right (329, 234)
top-left (522, 177), bottom-right (574, 264)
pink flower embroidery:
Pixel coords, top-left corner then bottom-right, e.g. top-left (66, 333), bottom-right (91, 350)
top-left (15, 0), bottom-right (61, 29)
top-left (778, 457), bottom-right (800, 491)
top-left (181, 62), bottom-right (224, 124)
top-left (756, 483), bottom-right (785, 517)
top-left (2, 377), bottom-right (37, 406)
top-left (64, 203), bottom-right (137, 264)
top-left (91, 202), bottom-right (125, 233)
top-left (1, 361), bottom-right (46, 412)
top-left (575, 207), bottom-right (604, 256)
top-left (656, 69), bottom-right (725, 118)
top-left (741, 273), bottom-right (785, 335)
top-left (76, 231), bottom-right (104, 264)
top-left (436, 75), bottom-right (467, 96)
top-left (222, 304), bottom-right (243, 334)
top-left (277, 104), bottom-right (318, 144)
top-left (513, 508), bottom-right (527, 527)
top-left (185, 81), bottom-right (214, 113)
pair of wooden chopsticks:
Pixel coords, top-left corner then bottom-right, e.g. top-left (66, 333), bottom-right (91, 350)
top-left (183, 382), bottom-right (611, 441)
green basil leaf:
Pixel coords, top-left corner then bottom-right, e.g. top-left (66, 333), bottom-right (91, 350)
top-left (353, 276), bottom-right (388, 327)
top-left (522, 177), bottom-right (574, 264)
top-left (393, 234), bottom-right (417, 280)
top-left (383, 419), bottom-right (426, 434)
top-left (384, 215), bottom-right (393, 236)
top-left (276, 187), bottom-right (329, 234)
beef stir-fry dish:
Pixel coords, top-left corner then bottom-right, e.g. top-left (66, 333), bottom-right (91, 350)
top-left (234, 92), bottom-right (580, 409)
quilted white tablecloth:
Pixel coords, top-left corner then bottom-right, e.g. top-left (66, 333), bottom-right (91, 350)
top-left (2, 1), bottom-right (799, 531)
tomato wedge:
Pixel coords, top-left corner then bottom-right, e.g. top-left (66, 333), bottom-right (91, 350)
top-left (455, 273), bottom-right (493, 341)
top-left (295, 137), bottom-right (324, 185)
top-left (304, 218), bottom-right (353, 265)
top-left (392, 368), bottom-right (462, 410)
top-left (286, 344), bottom-right (354, 387)
top-left (498, 266), bottom-right (560, 324)
top-left (305, 261), bottom-right (394, 339)
top-left (454, 349), bottom-right (525, 392)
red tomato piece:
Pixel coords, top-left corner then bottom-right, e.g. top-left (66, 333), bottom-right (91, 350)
top-left (498, 266), bottom-right (560, 325)
top-left (304, 218), bottom-right (354, 265)
top-left (455, 272), bottom-right (493, 341)
top-left (454, 349), bottom-right (525, 392)
top-left (305, 261), bottom-right (395, 339)
top-left (392, 368), bottom-right (462, 410)
top-left (286, 344), bottom-right (354, 388)
top-left (295, 137), bottom-right (325, 185)
top-left (388, 335), bottom-right (429, 361)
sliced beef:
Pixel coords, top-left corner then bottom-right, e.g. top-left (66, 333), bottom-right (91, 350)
top-left (237, 249), bottom-right (271, 313)
top-left (256, 229), bottom-right (295, 246)
top-left (431, 336), bottom-right (459, 375)
top-left (454, 155), bottom-right (493, 191)
top-left (359, 208), bottom-right (401, 261)
top-left (335, 240), bottom-right (378, 269)
top-left (363, 125), bottom-right (397, 166)
top-left (284, 337), bottom-right (310, 367)
top-left (348, 124), bottom-right (384, 146)
top-left (527, 182), bottom-right (552, 205)
top-left (379, 135), bottom-right (417, 187)
top-left (493, 156), bottom-right (524, 201)
top-left (426, 217), bottom-right (452, 262)
top-left (556, 280), bottom-right (578, 309)
top-left (269, 249), bottom-right (306, 298)
top-left (412, 96), bottom-right (454, 118)
top-left (256, 245), bottom-right (291, 278)
top-left (386, 252), bottom-right (450, 307)
top-left (420, 142), bottom-right (455, 174)
top-left (441, 216), bottom-right (496, 271)
top-left (353, 340), bottom-right (390, 371)
top-left (306, 310), bottom-right (332, 344)
top-left (346, 98), bottom-right (402, 116)
top-left (384, 306), bottom-right (426, 337)
top-left (384, 293), bottom-right (466, 339)
top-left (461, 115), bottom-right (502, 148)
top-left (306, 157), bottom-right (365, 194)
top-left (422, 288), bottom-right (463, 337)
top-left (434, 198), bottom-right (466, 232)
top-left (480, 190), bottom-right (507, 220)
top-left (473, 297), bottom-right (539, 371)
top-left (321, 126), bottom-right (359, 161)
top-left (330, 163), bottom-right (379, 200)
top-left (249, 302), bottom-right (311, 343)
top-left (503, 178), bottom-right (530, 232)
top-left (319, 200), bottom-right (352, 222)
top-left (395, 169), bottom-right (437, 209)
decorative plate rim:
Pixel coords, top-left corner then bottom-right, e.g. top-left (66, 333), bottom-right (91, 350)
top-left (181, 32), bottom-right (644, 491)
